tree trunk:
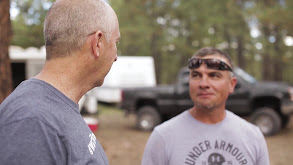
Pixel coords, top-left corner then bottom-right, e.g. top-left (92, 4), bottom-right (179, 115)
top-left (236, 36), bottom-right (245, 69)
top-left (261, 25), bottom-right (272, 81)
top-left (223, 28), bottom-right (232, 56)
top-left (272, 26), bottom-right (283, 81)
top-left (262, 53), bottom-right (271, 80)
top-left (150, 31), bottom-right (161, 84)
top-left (0, 0), bottom-right (13, 103)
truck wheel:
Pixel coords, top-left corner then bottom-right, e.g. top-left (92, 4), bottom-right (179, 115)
top-left (250, 107), bottom-right (281, 136)
top-left (136, 106), bottom-right (161, 131)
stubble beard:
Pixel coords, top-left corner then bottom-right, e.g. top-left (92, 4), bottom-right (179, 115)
top-left (194, 101), bottom-right (218, 111)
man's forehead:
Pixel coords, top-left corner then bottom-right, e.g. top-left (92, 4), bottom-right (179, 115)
top-left (190, 68), bottom-right (223, 74)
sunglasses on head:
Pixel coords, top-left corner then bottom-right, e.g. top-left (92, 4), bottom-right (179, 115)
top-left (188, 58), bottom-right (233, 72)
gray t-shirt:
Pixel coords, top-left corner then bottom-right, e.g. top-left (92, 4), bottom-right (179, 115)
top-left (0, 78), bottom-right (108, 165)
top-left (142, 110), bottom-right (270, 165)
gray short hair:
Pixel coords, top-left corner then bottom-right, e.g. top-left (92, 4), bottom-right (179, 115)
top-left (44, 0), bottom-right (116, 60)
top-left (192, 47), bottom-right (234, 70)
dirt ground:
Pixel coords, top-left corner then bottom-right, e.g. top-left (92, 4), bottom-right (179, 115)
top-left (93, 105), bottom-right (293, 165)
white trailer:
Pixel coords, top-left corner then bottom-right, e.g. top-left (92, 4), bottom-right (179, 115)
top-left (9, 46), bottom-right (156, 112)
top-left (93, 56), bottom-right (156, 103)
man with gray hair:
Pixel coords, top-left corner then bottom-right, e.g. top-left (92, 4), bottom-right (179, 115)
top-left (142, 47), bottom-right (270, 165)
top-left (0, 0), bottom-right (120, 164)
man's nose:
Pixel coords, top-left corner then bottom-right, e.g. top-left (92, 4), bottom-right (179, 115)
top-left (198, 76), bottom-right (210, 88)
top-left (114, 55), bottom-right (117, 62)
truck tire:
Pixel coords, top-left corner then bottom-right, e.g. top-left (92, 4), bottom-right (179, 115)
top-left (136, 106), bottom-right (161, 131)
top-left (250, 107), bottom-right (281, 136)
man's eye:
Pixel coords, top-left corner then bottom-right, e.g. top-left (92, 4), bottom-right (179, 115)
top-left (210, 73), bottom-right (221, 78)
top-left (191, 73), bottom-right (199, 77)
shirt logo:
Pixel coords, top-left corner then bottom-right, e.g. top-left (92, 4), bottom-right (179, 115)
top-left (88, 133), bottom-right (97, 155)
top-left (208, 153), bottom-right (225, 165)
top-left (185, 140), bottom-right (248, 165)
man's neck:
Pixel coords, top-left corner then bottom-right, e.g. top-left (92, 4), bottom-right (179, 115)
top-left (34, 57), bottom-right (91, 104)
top-left (189, 107), bottom-right (226, 124)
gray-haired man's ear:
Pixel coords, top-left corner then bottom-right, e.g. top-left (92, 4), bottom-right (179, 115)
top-left (91, 31), bottom-right (103, 57)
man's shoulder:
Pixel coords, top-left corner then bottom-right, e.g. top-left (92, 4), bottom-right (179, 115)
top-left (0, 79), bottom-right (66, 129)
top-left (154, 110), bottom-right (189, 135)
top-left (226, 110), bottom-right (262, 135)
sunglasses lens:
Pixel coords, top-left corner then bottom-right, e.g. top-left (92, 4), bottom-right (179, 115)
top-left (189, 58), bottom-right (200, 69)
top-left (188, 58), bottom-right (232, 71)
top-left (205, 59), bottom-right (221, 70)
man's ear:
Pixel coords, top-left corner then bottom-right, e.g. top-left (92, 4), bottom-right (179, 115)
top-left (91, 31), bottom-right (103, 58)
top-left (229, 77), bottom-right (237, 94)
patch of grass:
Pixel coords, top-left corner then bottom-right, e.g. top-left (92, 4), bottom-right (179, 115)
top-left (98, 103), bottom-right (124, 116)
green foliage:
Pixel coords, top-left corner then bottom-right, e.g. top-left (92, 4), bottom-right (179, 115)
top-left (111, 0), bottom-right (256, 83)
top-left (245, 0), bottom-right (293, 81)
top-left (11, 0), bottom-right (293, 84)
top-left (111, 0), bottom-right (293, 84)
top-left (10, 0), bottom-right (53, 48)
top-left (11, 18), bottom-right (44, 48)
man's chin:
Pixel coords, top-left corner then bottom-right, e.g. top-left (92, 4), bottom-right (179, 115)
top-left (195, 103), bottom-right (216, 111)
top-left (95, 79), bottom-right (104, 87)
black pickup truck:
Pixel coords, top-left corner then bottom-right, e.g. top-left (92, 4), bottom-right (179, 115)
top-left (120, 67), bottom-right (293, 136)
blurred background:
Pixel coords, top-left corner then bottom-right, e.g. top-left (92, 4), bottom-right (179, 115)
top-left (2, 0), bottom-right (293, 86)
top-left (1, 0), bottom-right (293, 165)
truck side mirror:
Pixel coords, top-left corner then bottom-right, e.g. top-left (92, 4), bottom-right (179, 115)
top-left (182, 77), bottom-right (189, 87)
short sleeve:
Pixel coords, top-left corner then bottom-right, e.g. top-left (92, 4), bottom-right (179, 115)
top-left (141, 129), bottom-right (167, 165)
top-left (256, 128), bottom-right (270, 165)
top-left (0, 118), bottom-right (67, 165)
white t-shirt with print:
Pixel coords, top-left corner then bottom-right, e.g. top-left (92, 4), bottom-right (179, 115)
top-left (141, 110), bottom-right (270, 165)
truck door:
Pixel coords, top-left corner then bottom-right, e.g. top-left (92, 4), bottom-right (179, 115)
top-left (226, 72), bottom-right (251, 116)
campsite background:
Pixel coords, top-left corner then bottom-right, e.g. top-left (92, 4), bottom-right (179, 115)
top-left (4, 0), bottom-right (293, 86)
top-left (1, 0), bottom-right (293, 165)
